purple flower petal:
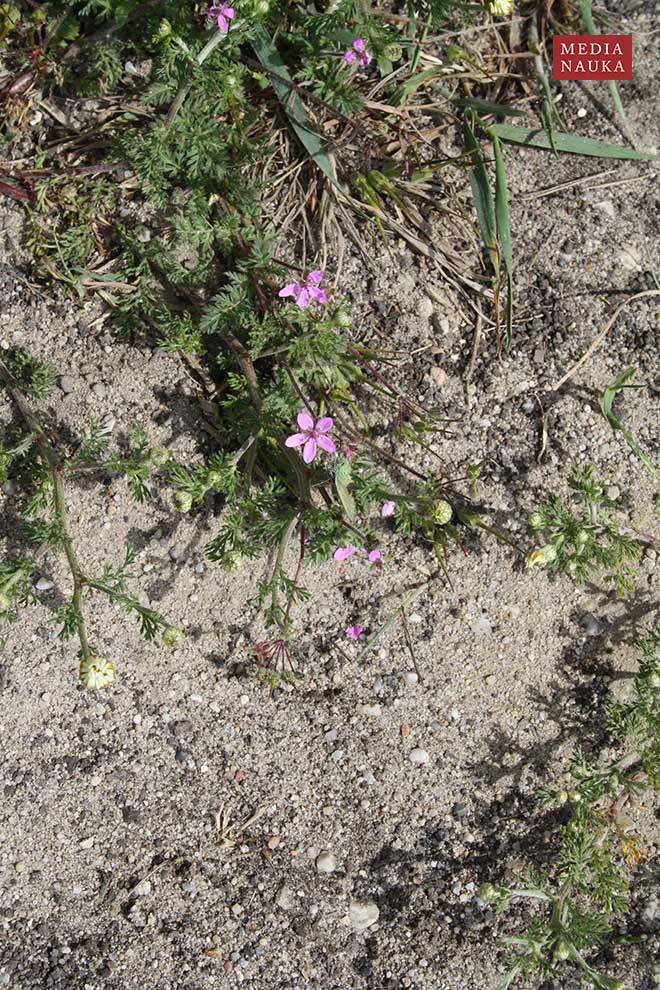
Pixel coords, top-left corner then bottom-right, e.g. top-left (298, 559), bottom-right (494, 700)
top-left (352, 38), bottom-right (366, 51)
top-left (368, 550), bottom-right (381, 563)
top-left (303, 437), bottom-right (317, 463)
top-left (285, 432), bottom-right (306, 448)
top-left (224, 6), bottom-right (235, 17)
top-left (381, 500), bottom-right (395, 518)
top-left (307, 269), bottom-right (324, 285)
top-left (308, 286), bottom-right (327, 305)
top-left (316, 417), bottom-right (334, 433)
top-left (279, 283), bottom-right (298, 298)
top-left (317, 435), bottom-right (336, 454)
top-left (296, 287), bottom-right (310, 309)
top-left (217, 13), bottom-right (228, 30)
top-left (344, 50), bottom-right (356, 63)
top-left (297, 411), bottom-right (314, 432)
top-left (333, 545), bottom-right (356, 561)
top-left (346, 624), bottom-right (364, 640)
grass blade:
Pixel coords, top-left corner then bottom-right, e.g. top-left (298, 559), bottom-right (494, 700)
top-left (600, 368), bottom-right (659, 481)
top-left (491, 133), bottom-right (513, 349)
top-left (250, 26), bottom-right (347, 193)
top-left (451, 96), bottom-right (530, 118)
top-left (578, 0), bottom-right (635, 147)
top-left (489, 124), bottom-right (657, 160)
top-left (463, 112), bottom-right (498, 275)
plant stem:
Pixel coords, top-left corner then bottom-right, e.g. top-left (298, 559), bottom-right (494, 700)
top-left (0, 358), bottom-right (92, 660)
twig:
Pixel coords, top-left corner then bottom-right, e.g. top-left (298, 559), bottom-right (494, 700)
top-left (552, 290), bottom-right (660, 391)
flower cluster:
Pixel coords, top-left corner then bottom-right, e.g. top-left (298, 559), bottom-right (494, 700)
top-left (344, 37), bottom-right (371, 68)
top-left (208, 2), bottom-right (235, 32)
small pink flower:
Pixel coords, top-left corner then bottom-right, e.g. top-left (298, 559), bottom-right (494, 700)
top-left (208, 1), bottom-right (235, 32)
top-left (381, 500), bottom-right (395, 518)
top-left (346, 624), bottom-right (364, 640)
top-left (285, 411), bottom-right (336, 464)
top-left (344, 38), bottom-right (372, 68)
top-left (368, 550), bottom-right (381, 564)
top-left (278, 269), bottom-right (327, 310)
top-left (334, 545), bottom-right (356, 561)
top-left (343, 443), bottom-right (358, 462)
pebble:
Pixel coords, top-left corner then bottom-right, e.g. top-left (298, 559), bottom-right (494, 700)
top-left (580, 613), bottom-right (603, 637)
top-left (360, 704), bottom-right (381, 717)
top-left (606, 484), bottom-right (620, 500)
top-left (349, 899), bottom-right (379, 932)
top-left (79, 837), bottom-right (95, 850)
top-left (133, 880), bottom-right (152, 897)
top-left (58, 376), bottom-right (75, 394)
top-left (35, 577), bottom-right (54, 592)
top-left (409, 748), bottom-right (430, 766)
top-left (195, 562), bottom-right (206, 574)
top-left (275, 885), bottom-right (296, 911)
top-left (316, 851), bottom-right (338, 874)
top-left (168, 547), bottom-right (179, 561)
top-left (402, 672), bottom-right (418, 686)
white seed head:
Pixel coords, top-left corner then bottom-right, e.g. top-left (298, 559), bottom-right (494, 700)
top-left (79, 655), bottom-right (115, 690)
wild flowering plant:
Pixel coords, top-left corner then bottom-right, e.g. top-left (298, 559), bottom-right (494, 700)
top-left (484, 629), bottom-right (658, 990)
top-left (525, 466), bottom-right (641, 597)
top-left (0, 350), bottom-right (178, 687)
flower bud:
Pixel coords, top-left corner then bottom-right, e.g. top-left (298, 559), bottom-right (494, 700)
top-left (162, 626), bottom-right (185, 648)
top-left (528, 511), bottom-right (545, 531)
top-left (477, 883), bottom-right (498, 903)
top-left (431, 500), bottom-right (453, 526)
top-left (335, 309), bottom-right (352, 328)
top-left (648, 672), bottom-right (660, 690)
top-left (384, 43), bottom-right (403, 62)
top-left (557, 790), bottom-right (569, 805)
top-left (255, 0), bottom-right (269, 13)
top-left (568, 789), bottom-right (582, 803)
top-left (79, 655), bottom-right (115, 690)
top-left (221, 551), bottom-right (241, 572)
top-left (173, 490), bottom-right (193, 513)
top-left (553, 939), bottom-right (571, 961)
top-left (150, 446), bottom-right (170, 468)
top-left (525, 544), bottom-right (557, 569)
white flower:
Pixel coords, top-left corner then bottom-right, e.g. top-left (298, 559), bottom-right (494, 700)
top-left (79, 655), bottom-right (115, 690)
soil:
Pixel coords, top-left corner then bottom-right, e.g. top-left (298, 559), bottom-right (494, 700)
top-left (0, 6), bottom-right (658, 990)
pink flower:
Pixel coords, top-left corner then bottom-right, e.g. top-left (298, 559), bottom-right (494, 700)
top-left (368, 550), bottom-right (381, 564)
top-left (285, 411), bottom-right (336, 464)
top-left (343, 443), bottom-right (358, 462)
top-left (344, 38), bottom-right (372, 68)
top-left (381, 500), bottom-right (395, 518)
top-left (334, 545), bottom-right (356, 561)
top-left (278, 269), bottom-right (327, 310)
top-left (346, 624), bottom-right (364, 640)
top-left (208, 1), bottom-right (235, 32)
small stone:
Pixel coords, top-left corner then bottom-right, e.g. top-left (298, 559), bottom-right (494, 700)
top-left (35, 577), bottom-right (54, 592)
top-left (79, 837), bottom-right (95, 850)
top-left (409, 748), bottom-right (430, 766)
top-left (349, 899), bottom-right (379, 932)
top-left (577, 107), bottom-right (587, 118)
top-left (580, 613), bottom-right (603, 637)
top-left (133, 880), bottom-right (152, 897)
top-left (400, 724), bottom-right (410, 738)
top-left (275, 885), bottom-right (296, 911)
top-left (606, 485), bottom-right (620, 500)
top-left (316, 851), bottom-right (338, 874)
top-left (195, 562), bottom-right (206, 575)
top-left (402, 672), bottom-right (418, 686)
top-left (267, 835), bottom-right (280, 850)
top-left (58, 376), bottom-right (75, 394)
top-left (168, 547), bottom-right (179, 561)
top-left (452, 803), bottom-right (468, 819)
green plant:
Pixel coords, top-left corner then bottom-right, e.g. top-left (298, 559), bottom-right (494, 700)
top-left (484, 629), bottom-right (658, 990)
top-left (0, 350), bottom-right (177, 686)
top-left (525, 466), bottom-right (641, 597)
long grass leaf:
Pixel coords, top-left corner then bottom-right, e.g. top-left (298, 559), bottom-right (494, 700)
top-left (451, 96), bottom-right (529, 118)
top-left (578, 0), bottom-right (635, 147)
top-left (491, 133), bottom-right (513, 348)
top-left (463, 113), bottom-right (498, 274)
top-left (250, 26), bottom-right (347, 193)
top-left (489, 124), bottom-right (657, 160)
top-left (600, 368), bottom-right (659, 481)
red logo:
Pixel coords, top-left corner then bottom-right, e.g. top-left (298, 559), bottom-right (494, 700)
top-left (552, 35), bottom-right (632, 80)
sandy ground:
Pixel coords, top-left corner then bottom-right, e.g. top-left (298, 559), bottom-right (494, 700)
top-left (0, 8), bottom-right (658, 990)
